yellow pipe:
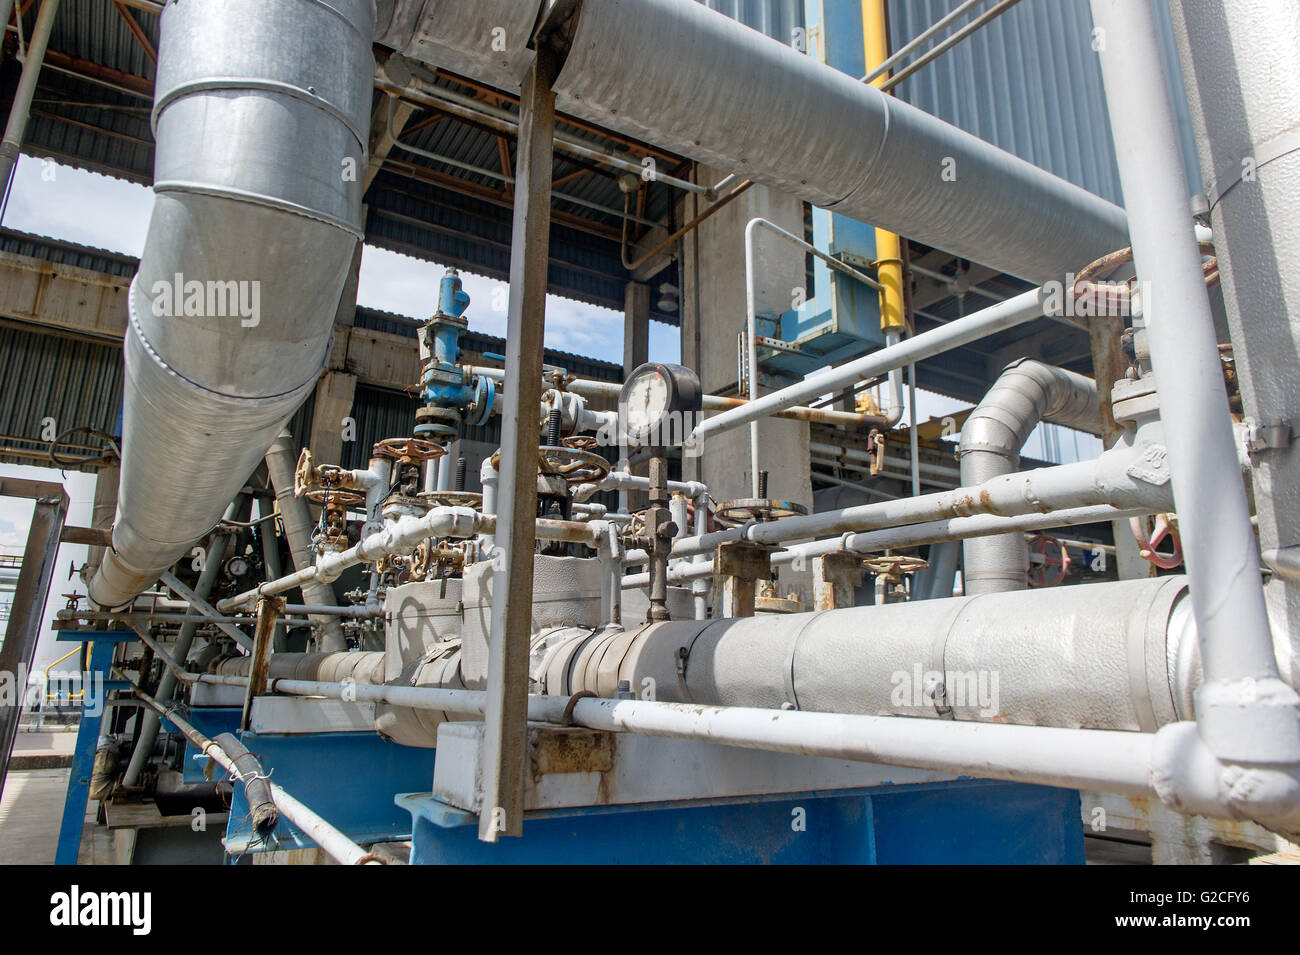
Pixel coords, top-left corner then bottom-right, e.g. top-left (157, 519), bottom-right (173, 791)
top-left (862, 0), bottom-right (907, 334)
top-left (45, 643), bottom-right (86, 700)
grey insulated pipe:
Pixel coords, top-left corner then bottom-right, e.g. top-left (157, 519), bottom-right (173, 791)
top-left (265, 428), bottom-right (346, 651)
top-left (379, 0), bottom-right (1130, 284)
top-left (87, 0), bottom-right (374, 608)
top-left (556, 577), bottom-right (1199, 735)
top-left (959, 360), bottom-right (1101, 595)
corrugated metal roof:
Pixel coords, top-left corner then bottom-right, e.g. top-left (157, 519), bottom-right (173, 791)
top-left (0, 227), bottom-right (137, 276)
top-left (0, 323), bottom-right (123, 470)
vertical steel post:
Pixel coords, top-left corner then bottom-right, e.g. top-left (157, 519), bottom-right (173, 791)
top-left (0, 480), bottom-right (68, 799)
top-left (241, 596), bottom-right (284, 731)
top-left (476, 42), bottom-right (558, 842)
top-left (0, 0), bottom-right (60, 195)
top-left (53, 637), bottom-right (116, 865)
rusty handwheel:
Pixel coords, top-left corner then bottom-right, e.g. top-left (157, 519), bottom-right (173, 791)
top-left (372, 437), bottom-right (446, 464)
top-left (490, 445), bottom-right (611, 484)
top-left (294, 448), bottom-right (365, 507)
top-left (862, 554), bottom-right (929, 579)
top-left (417, 490), bottom-right (483, 510)
top-left (713, 498), bottom-right (808, 528)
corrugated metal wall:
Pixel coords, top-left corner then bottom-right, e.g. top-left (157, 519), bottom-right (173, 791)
top-left (0, 324), bottom-right (122, 468)
top-left (886, 0), bottom-right (1202, 204)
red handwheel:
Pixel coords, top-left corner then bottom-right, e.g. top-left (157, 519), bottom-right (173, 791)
top-left (1130, 513), bottom-right (1183, 569)
top-left (1027, 534), bottom-right (1070, 587)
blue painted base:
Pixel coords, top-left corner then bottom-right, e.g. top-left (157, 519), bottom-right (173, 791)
top-left (399, 781), bottom-right (1085, 865)
top-left (225, 731), bottom-right (436, 855)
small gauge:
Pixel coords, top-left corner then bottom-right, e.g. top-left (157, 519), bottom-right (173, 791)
top-left (224, 555), bottom-right (251, 580)
top-left (619, 362), bottom-right (702, 446)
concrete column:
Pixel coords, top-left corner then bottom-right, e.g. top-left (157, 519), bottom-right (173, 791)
top-left (82, 465), bottom-right (119, 583)
top-left (623, 280), bottom-right (650, 373)
top-left (309, 370), bottom-right (358, 467)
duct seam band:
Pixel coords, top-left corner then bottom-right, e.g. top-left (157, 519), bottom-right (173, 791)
top-left (783, 609), bottom-right (832, 712)
top-left (1205, 124), bottom-right (1300, 211)
top-left (151, 181), bottom-right (366, 239)
top-left (152, 77), bottom-right (369, 151)
top-left (127, 281), bottom-right (332, 404)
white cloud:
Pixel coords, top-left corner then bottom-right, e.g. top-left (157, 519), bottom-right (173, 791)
top-left (4, 155), bottom-right (153, 256)
top-left (357, 244), bottom-right (633, 365)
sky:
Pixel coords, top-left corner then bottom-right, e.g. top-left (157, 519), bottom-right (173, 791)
top-left (0, 155), bottom-right (1098, 679)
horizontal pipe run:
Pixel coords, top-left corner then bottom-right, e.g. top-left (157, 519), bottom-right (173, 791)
top-left (217, 509), bottom-right (609, 612)
top-left (55, 611), bottom-right (312, 627)
top-left (182, 669), bottom-right (1155, 801)
top-left (668, 430), bottom-right (1171, 559)
top-left (692, 288), bottom-right (1046, 442)
top-left (809, 441), bottom-right (961, 481)
top-left (124, 595), bottom-right (381, 619)
top-left (466, 366), bottom-right (887, 430)
top-left (128, 678), bottom-right (381, 864)
top-left (620, 503), bottom-right (1150, 588)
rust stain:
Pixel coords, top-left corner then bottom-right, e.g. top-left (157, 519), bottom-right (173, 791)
top-left (532, 727), bottom-right (614, 776)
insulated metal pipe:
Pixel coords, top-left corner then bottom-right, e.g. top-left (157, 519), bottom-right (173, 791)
top-left (88, 0), bottom-right (373, 609)
top-left (960, 360), bottom-right (1100, 594)
top-left (1092, 0), bottom-right (1300, 767)
top-left (265, 428), bottom-right (346, 650)
top-left (536, 0), bottom-right (1128, 284)
top-left (193, 665), bottom-right (1159, 799)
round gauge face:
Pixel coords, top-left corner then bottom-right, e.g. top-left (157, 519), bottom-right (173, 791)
top-left (624, 367), bottom-right (670, 437)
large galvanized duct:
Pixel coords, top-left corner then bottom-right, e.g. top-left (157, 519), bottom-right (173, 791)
top-left (88, 0), bottom-right (374, 608)
top-left (382, 0), bottom-right (1130, 283)
top-left (1168, 0), bottom-right (1300, 682)
top-left (550, 577), bottom-right (1200, 734)
top-left (959, 360), bottom-right (1102, 595)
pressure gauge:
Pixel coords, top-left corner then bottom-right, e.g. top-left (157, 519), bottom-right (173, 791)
top-left (619, 362), bottom-right (702, 446)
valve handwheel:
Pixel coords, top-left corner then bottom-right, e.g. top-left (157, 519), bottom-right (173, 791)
top-left (372, 437), bottom-right (446, 463)
top-left (294, 448), bottom-right (365, 506)
top-left (489, 445), bottom-right (612, 484)
top-left (418, 490), bottom-right (483, 509)
top-left (1130, 513), bottom-right (1183, 569)
top-left (1027, 534), bottom-right (1071, 587)
top-left (862, 554), bottom-right (929, 578)
top-left (714, 498), bottom-right (808, 528)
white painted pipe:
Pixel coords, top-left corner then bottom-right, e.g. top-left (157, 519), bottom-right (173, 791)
top-left (691, 288), bottom-right (1047, 443)
top-left (1092, 0), bottom-right (1300, 766)
top-left (621, 503), bottom-right (1150, 589)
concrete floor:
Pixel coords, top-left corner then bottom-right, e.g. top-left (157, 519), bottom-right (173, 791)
top-left (0, 767), bottom-right (87, 864)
